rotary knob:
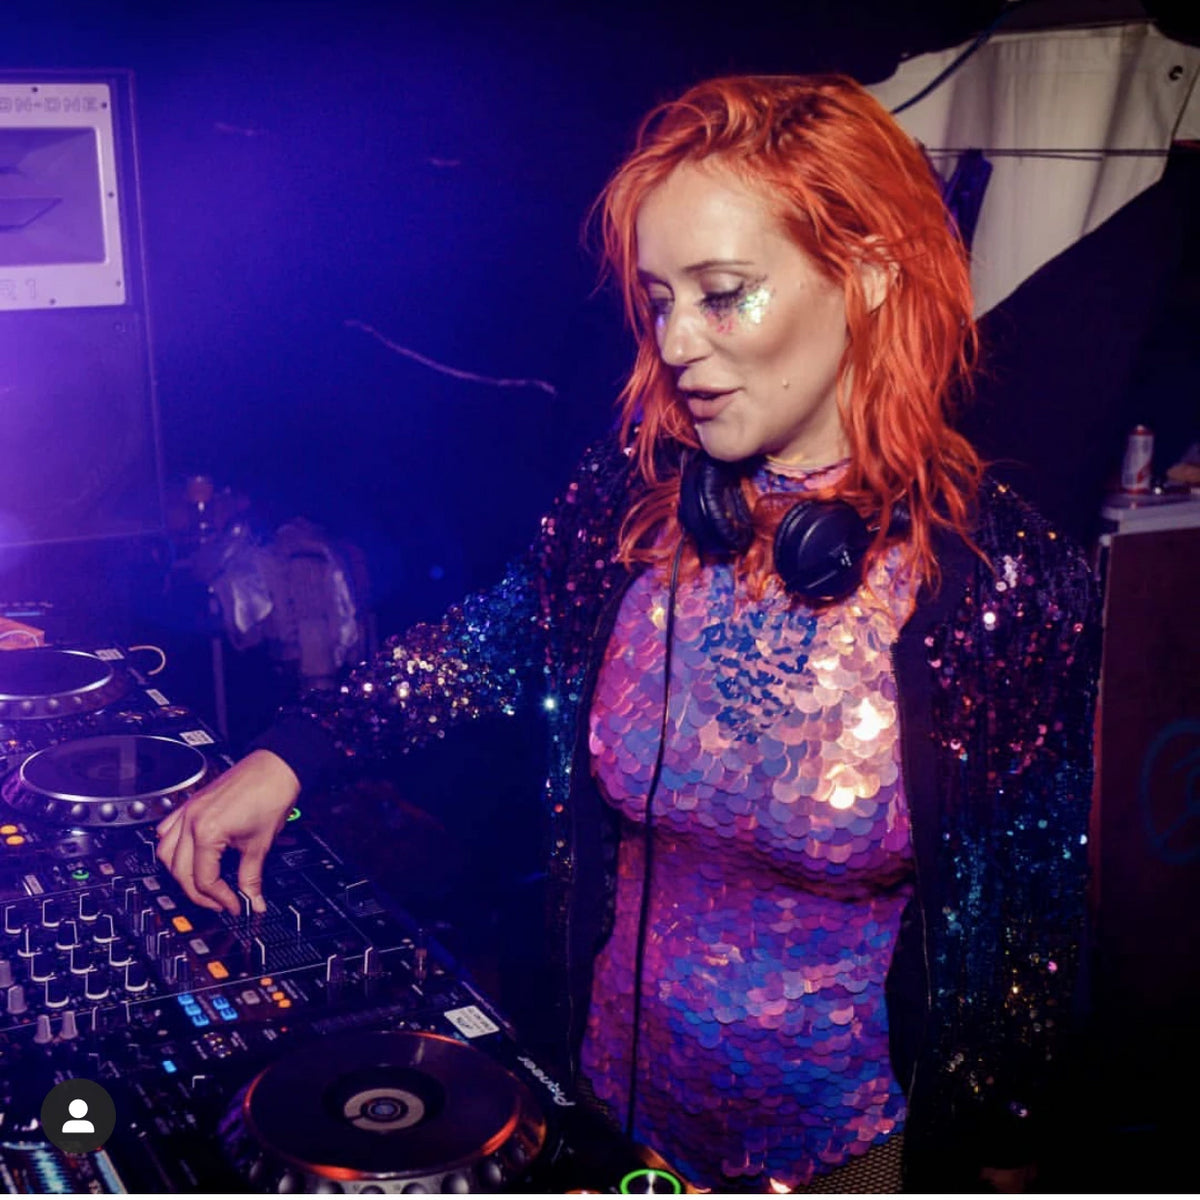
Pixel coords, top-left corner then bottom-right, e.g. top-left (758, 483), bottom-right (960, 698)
top-left (40, 899), bottom-right (61, 929)
top-left (78, 892), bottom-right (101, 923)
top-left (92, 915), bottom-right (118, 944)
top-left (108, 940), bottom-right (134, 968)
top-left (56, 920), bottom-right (81, 950)
top-left (124, 962), bottom-right (150, 993)
top-left (85, 969), bottom-right (110, 1002)
top-left (44, 978), bottom-right (70, 1009)
top-left (29, 951), bottom-right (57, 982)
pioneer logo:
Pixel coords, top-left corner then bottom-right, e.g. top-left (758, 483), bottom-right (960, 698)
top-left (516, 1056), bottom-right (577, 1107)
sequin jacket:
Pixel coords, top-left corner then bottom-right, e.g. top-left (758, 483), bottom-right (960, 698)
top-left (270, 433), bottom-right (1099, 1183)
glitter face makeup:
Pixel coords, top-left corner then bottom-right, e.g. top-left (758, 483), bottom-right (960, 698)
top-left (636, 161), bottom-right (850, 468)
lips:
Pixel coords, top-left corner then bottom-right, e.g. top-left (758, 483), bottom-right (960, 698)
top-left (681, 388), bottom-right (737, 420)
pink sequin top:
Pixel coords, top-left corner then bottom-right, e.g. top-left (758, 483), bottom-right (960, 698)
top-left (582, 464), bottom-right (917, 1190)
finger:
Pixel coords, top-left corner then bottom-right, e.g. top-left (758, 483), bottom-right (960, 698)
top-left (155, 819), bottom-right (181, 871)
top-left (168, 825), bottom-right (224, 913)
top-left (194, 840), bottom-right (240, 915)
top-left (236, 838), bottom-right (271, 914)
top-left (156, 806), bottom-right (182, 838)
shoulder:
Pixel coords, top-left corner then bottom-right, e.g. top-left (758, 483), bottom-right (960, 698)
top-left (973, 477), bottom-right (1097, 616)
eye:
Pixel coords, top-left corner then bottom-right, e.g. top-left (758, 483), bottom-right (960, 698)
top-left (643, 291), bottom-right (672, 321)
top-left (700, 284), bottom-right (748, 316)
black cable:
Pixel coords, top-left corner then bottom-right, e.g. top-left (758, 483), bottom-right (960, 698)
top-left (889, 0), bottom-right (1038, 116)
top-left (625, 539), bottom-right (685, 1141)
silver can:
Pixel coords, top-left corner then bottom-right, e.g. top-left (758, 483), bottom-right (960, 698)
top-left (1120, 424), bottom-right (1154, 493)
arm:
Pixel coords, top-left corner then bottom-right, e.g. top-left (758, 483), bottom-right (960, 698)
top-left (156, 433), bottom-right (634, 912)
top-left (906, 488), bottom-right (1100, 1185)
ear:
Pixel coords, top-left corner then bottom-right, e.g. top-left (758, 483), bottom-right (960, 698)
top-left (858, 238), bottom-right (898, 314)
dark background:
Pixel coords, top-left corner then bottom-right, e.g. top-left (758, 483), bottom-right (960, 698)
top-left (1, 2), bottom-right (1198, 1188)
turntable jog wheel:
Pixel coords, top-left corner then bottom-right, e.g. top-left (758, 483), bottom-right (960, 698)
top-left (2, 735), bottom-right (209, 826)
top-left (223, 1030), bottom-right (548, 1193)
top-left (0, 648), bottom-right (129, 719)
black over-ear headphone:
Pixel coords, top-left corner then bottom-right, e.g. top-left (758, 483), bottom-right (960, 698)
top-left (678, 451), bottom-right (909, 603)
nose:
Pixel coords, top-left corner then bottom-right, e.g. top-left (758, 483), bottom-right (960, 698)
top-left (656, 305), bottom-right (709, 368)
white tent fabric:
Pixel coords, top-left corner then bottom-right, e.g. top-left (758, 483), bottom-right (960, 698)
top-left (867, 22), bottom-right (1200, 316)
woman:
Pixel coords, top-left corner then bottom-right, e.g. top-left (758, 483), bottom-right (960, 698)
top-left (157, 75), bottom-right (1098, 1192)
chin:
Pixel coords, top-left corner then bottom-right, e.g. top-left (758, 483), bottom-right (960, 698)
top-left (696, 424), bottom-right (760, 465)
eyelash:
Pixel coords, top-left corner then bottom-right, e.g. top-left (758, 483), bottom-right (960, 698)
top-left (646, 284), bottom-right (749, 321)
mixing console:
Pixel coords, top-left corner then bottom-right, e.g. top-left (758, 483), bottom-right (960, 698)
top-left (0, 647), bottom-right (684, 1194)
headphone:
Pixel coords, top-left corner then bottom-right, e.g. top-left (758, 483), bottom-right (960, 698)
top-left (677, 451), bottom-right (909, 603)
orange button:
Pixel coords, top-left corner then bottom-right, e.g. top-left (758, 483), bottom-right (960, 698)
top-left (4, 835), bottom-right (24, 846)
top-left (259, 977), bottom-right (273, 987)
top-left (207, 961), bottom-right (230, 979)
top-left (271, 990), bottom-right (285, 1001)
top-left (172, 916), bottom-right (194, 934)
top-left (0, 824), bottom-right (17, 835)
top-left (277, 998), bottom-right (292, 1009)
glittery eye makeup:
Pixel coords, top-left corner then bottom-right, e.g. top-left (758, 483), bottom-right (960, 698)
top-left (700, 280), bottom-right (773, 331)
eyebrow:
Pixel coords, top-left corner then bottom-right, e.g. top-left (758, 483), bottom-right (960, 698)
top-left (637, 259), bottom-right (755, 283)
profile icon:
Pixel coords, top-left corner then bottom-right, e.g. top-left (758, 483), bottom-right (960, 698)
top-left (62, 1098), bottom-right (96, 1134)
top-left (41, 1079), bottom-right (116, 1154)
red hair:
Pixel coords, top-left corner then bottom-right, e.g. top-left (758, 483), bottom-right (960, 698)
top-left (594, 74), bottom-right (983, 595)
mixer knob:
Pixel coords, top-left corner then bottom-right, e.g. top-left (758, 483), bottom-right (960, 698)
top-left (69, 947), bottom-right (94, 974)
top-left (17, 928), bottom-right (39, 958)
top-left (60, 1010), bottom-right (80, 1040)
top-left (3, 903), bottom-right (26, 936)
top-left (85, 970), bottom-right (110, 1001)
top-left (132, 905), bottom-right (155, 936)
top-left (165, 952), bottom-right (188, 985)
top-left (0, 959), bottom-right (12, 988)
top-left (440, 1172), bottom-right (471, 1193)
top-left (41, 899), bottom-right (62, 928)
top-left (5, 983), bottom-right (27, 1015)
top-left (30, 951), bottom-right (57, 982)
top-left (34, 1014), bottom-right (54, 1043)
top-left (44, 979), bottom-right (70, 1009)
top-left (56, 920), bottom-right (81, 950)
top-left (108, 940), bottom-right (134, 968)
top-left (124, 962), bottom-right (150, 993)
top-left (122, 886), bottom-right (139, 913)
top-left (276, 1171), bottom-right (300, 1193)
top-left (92, 915), bottom-right (117, 944)
top-left (78, 892), bottom-right (101, 923)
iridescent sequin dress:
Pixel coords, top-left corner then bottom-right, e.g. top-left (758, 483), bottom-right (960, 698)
top-left (582, 466), bottom-right (916, 1190)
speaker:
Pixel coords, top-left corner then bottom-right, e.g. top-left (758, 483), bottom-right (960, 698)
top-left (0, 71), bottom-right (162, 550)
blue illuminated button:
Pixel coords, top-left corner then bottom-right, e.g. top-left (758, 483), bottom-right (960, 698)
top-left (191, 1014), bottom-right (210, 1027)
top-left (163, 1059), bottom-right (177, 1075)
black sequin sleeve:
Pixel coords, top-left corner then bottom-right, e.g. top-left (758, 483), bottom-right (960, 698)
top-left (922, 482), bottom-right (1101, 1169)
top-left (255, 434), bottom-right (634, 779)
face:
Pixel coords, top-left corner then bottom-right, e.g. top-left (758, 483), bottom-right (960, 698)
top-left (635, 160), bottom-right (850, 466)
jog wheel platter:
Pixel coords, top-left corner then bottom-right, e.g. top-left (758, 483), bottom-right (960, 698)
top-left (223, 1031), bottom-right (548, 1194)
top-left (2, 734), bottom-right (210, 826)
top-left (0, 648), bottom-right (129, 719)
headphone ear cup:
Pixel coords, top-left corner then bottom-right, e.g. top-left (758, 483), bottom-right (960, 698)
top-left (773, 499), bottom-right (872, 603)
top-left (679, 452), bottom-right (754, 556)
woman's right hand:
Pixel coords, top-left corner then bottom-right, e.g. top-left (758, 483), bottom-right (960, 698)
top-left (155, 749), bottom-right (301, 915)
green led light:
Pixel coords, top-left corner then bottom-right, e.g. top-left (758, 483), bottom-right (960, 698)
top-left (71, 868), bottom-right (90, 880)
top-left (619, 1168), bottom-right (682, 1195)
top-left (286, 807), bottom-right (301, 822)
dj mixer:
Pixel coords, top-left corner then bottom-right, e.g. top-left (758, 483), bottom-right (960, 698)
top-left (0, 646), bottom-right (684, 1194)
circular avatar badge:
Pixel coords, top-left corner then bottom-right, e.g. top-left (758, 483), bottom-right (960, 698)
top-left (40, 1078), bottom-right (117, 1154)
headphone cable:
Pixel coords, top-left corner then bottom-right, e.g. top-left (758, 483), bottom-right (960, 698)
top-left (624, 539), bottom-right (684, 1141)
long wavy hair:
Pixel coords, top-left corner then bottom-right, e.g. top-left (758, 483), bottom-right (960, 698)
top-left (594, 74), bottom-right (983, 595)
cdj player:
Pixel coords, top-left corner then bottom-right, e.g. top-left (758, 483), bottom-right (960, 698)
top-left (0, 646), bottom-right (686, 1194)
